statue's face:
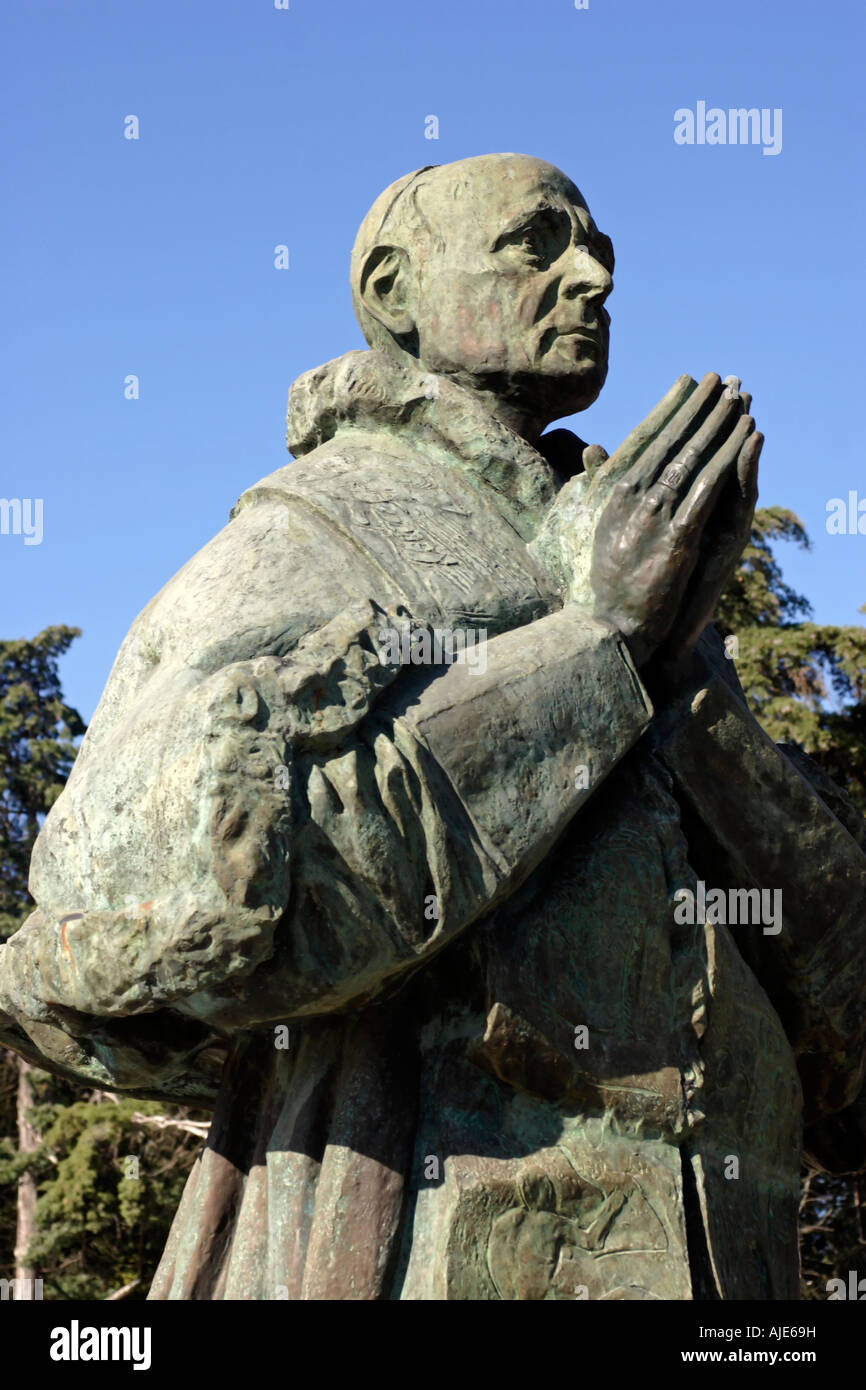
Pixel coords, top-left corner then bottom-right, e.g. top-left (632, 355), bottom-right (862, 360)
top-left (411, 156), bottom-right (613, 423)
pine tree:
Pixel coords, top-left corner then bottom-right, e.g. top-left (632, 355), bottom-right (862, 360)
top-left (0, 626), bottom-right (85, 940)
top-left (0, 627), bottom-right (85, 1298)
top-left (716, 507), bottom-right (866, 808)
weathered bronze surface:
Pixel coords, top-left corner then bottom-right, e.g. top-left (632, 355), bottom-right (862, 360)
top-left (2, 155), bottom-right (864, 1299)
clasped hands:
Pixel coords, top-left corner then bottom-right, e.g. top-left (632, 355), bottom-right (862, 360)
top-left (587, 371), bottom-right (762, 691)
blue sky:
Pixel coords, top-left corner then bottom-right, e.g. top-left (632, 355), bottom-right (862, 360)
top-left (2, 0), bottom-right (864, 722)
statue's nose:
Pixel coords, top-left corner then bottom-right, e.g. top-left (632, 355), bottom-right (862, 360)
top-left (559, 251), bottom-right (612, 304)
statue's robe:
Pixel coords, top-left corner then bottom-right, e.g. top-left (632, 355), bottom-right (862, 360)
top-left (2, 350), bottom-right (865, 1299)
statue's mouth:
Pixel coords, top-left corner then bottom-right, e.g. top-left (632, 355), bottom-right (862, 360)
top-left (556, 326), bottom-right (599, 342)
top-left (537, 323), bottom-right (605, 363)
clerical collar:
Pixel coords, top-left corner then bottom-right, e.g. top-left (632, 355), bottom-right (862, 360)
top-left (285, 349), bottom-right (585, 541)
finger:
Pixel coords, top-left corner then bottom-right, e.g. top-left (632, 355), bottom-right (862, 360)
top-left (582, 443), bottom-right (609, 478)
top-left (675, 415), bottom-right (756, 533)
top-left (671, 432), bottom-right (763, 645)
top-left (692, 435), bottom-right (760, 562)
top-left (599, 374), bottom-right (697, 478)
top-left (721, 377), bottom-right (753, 419)
top-left (737, 429), bottom-right (762, 505)
top-left (721, 375), bottom-right (752, 417)
top-left (698, 427), bottom-right (762, 538)
top-left (621, 371), bottom-right (727, 490)
top-left (651, 380), bottom-right (745, 493)
top-left (638, 384), bottom-right (745, 513)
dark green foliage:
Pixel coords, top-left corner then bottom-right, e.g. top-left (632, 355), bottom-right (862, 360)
top-left (0, 1069), bottom-right (204, 1300)
top-left (0, 1051), bottom-right (17, 1274)
top-left (716, 508), bottom-right (866, 810)
top-left (799, 1171), bottom-right (866, 1301)
top-left (0, 626), bottom-right (85, 942)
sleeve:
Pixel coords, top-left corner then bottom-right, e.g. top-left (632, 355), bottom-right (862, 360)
top-left (0, 597), bottom-right (652, 1095)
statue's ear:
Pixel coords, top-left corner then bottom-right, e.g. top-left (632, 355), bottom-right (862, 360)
top-left (359, 245), bottom-right (415, 337)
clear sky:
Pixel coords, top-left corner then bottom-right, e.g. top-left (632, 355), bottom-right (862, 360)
top-left (2, 0), bottom-right (864, 722)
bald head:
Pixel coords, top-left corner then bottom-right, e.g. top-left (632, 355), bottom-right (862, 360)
top-left (350, 154), bottom-right (615, 435)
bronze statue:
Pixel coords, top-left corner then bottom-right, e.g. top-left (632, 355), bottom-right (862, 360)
top-left (2, 155), bottom-right (864, 1299)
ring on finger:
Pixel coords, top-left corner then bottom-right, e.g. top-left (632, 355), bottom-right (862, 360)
top-left (659, 462), bottom-right (689, 489)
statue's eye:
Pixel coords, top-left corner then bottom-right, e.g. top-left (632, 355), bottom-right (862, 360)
top-left (515, 228), bottom-right (544, 263)
top-left (492, 209), bottom-right (570, 270)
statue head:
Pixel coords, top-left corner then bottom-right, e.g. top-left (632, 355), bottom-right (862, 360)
top-left (350, 153), bottom-right (614, 441)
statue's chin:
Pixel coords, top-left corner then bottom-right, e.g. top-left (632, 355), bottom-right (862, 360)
top-left (531, 364), bottom-right (607, 422)
top-left (414, 358), bottom-right (607, 431)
